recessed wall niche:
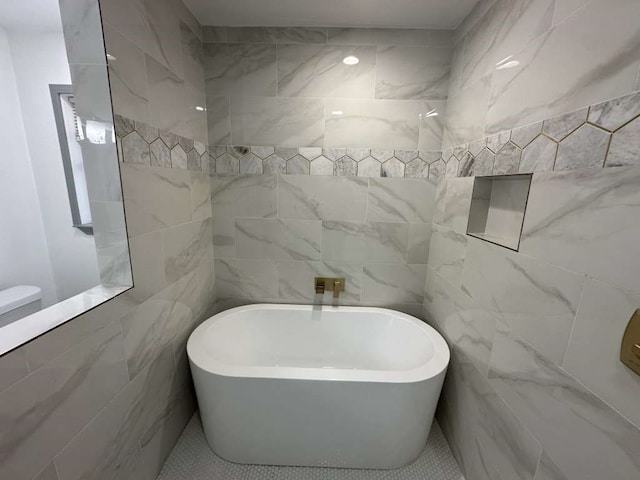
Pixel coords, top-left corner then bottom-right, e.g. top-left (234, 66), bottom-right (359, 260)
top-left (467, 174), bottom-right (532, 251)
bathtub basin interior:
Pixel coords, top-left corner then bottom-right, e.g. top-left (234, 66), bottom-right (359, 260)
top-left (187, 304), bottom-right (450, 469)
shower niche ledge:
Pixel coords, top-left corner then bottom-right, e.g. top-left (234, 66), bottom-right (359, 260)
top-left (467, 174), bottom-right (532, 251)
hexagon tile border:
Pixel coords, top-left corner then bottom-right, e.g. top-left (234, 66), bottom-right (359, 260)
top-left (114, 90), bottom-right (640, 180)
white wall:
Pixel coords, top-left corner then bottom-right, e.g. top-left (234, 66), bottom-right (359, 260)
top-left (8, 31), bottom-right (101, 300)
top-left (0, 27), bottom-right (57, 306)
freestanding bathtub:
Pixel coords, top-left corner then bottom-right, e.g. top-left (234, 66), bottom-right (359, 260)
top-left (187, 304), bottom-right (450, 469)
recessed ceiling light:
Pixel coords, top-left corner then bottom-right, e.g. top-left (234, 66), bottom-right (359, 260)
top-left (331, 110), bottom-right (344, 116)
top-left (195, 106), bottom-right (206, 111)
top-left (343, 56), bottom-right (359, 66)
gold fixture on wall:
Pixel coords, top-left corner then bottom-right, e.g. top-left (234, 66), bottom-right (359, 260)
top-left (314, 277), bottom-right (345, 299)
top-left (621, 309), bottom-right (640, 375)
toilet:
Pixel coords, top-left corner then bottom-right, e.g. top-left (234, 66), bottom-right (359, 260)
top-left (0, 286), bottom-right (42, 328)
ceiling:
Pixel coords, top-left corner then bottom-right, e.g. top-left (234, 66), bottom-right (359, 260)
top-left (0, 0), bottom-right (62, 32)
top-left (183, 0), bottom-right (480, 29)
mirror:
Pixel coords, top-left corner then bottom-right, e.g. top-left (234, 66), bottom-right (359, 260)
top-left (0, 0), bottom-right (132, 355)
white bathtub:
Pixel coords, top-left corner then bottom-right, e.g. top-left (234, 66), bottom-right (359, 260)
top-left (187, 304), bottom-right (450, 469)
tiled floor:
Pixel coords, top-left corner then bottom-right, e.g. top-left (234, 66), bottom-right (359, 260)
top-left (157, 413), bottom-right (465, 480)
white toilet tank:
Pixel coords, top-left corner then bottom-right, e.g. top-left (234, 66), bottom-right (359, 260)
top-left (0, 286), bottom-right (42, 328)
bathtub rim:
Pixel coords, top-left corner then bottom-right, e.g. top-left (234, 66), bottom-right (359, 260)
top-left (187, 303), bottom-right (450, 384)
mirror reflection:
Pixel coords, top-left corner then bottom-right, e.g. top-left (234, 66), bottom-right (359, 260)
top-left (0, 0), bottom-right (131, 347)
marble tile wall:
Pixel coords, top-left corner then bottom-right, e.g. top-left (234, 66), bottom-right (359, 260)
top-left (210, 174), bottom-right (436, 317)
top-left (0, 132), bottom-right (215, 480)
top-left (100, 0), bottom-right (208, 143)
top-left (203, 26), bottom-right (452, 151)
top-left (434, 90), bottom-right (640, 179)
top-left (426, 167), bottom-right (640, 479)
top-left (0, 1), bottom-right (215, 480)
top-left (443, 0), bottom-right (640, 148)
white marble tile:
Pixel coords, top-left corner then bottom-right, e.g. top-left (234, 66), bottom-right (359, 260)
top-left (563, 279), bottom-right (640, 429)
top-left (277, 261), bottom-right (363, 303)
top-left (424, 268), bottom-right (496, 376)
top-left (214, 153), bottom-right (239, 175)
top-left (204, 43), bottom-right (276, 96)
top-left (555, 124), bottom-right (609, 170)
top-left (588, 91), bottom-right (640, 131)
top-left (458, 0), bottom-right (555, 90)
top-left (278, 44), bottom-right (376, 98)
top-left (121, 282), bottom-right (193, 379)
top-left (405, 159), bottom-right (430, 178)
top-left (145, 55), bottom-right (187, 136)
top-left (190, 172), bottom-right (212, 220)
top-left (428, 224), bottom-right (467, 287)
top-left (127, 231), bottom-right (167, 303)
top-left (226, 27), bottom-right (327, 44)
top-left (606, 115), bottom-right (640, 167)
top-left (488, 323), bottom-right (640, 480)
top-left (520, 166), bottom-right (640, 294)
top-left (356, 157), bottom-right (381, 177)
top-left (214, 258), bottom-right (277, 299)
top-left (510, 122), bottom-right (543, 148)
top-left (327, 28), bottom-right (430, 46)
top-left (493, 142), bottom-right (521, 175)
top-left (162, 220), bottom-right (212, 284)
top-left (278, 175), bottom-right (367, 221)
top-left (445, 158), bottom-right (459, 178)
top-left (334, 157), bottom-right (357, 176)
top-left (69, 64), bottom-right (114, 123)
top-left (436, 347), bottom-right (542, 480)
top-left (442, 75), bottom-right (491, 148)
top-left (461, 238), bottom-right (584, 364)
top-left (346, 148), bottom-right (370, 161)
top-left (486, 130), bottom-right (511, 153)
top-left (442, 178), bottom-right (474, 234)
top-left (59, 0), bottom-right (106, 65)
top-left (122, 132), bottom-right (151, 165)
top-left (230, 96), bottom-right (324, 147)
top-left (239, 153), bottom-right (263, 174)
top-left (321, 221), bottom-right (409, 263)
top-left (486, 0), bottom-right (640, 134)
top-left (542, 108), bottom-right (587, 141)
top-left (235, 218), bottom-right (322, 261)
top-left (211, 217), bottom-right (236, 258)
top-left (0, 322), bottom-right (128, 480)
top-left (419, 100), bottom-right (447, 150)
top-left (408, 223), bottom-right (432, 264)
top-left (519, 135), bottom-right (557, 173)
top-left (180, 21), bottom-right (204, 91)
top-left (121, 164), bottom-right (191, 237)
top-left (53, 346), bottom-right (179, 480)
top-left (325, 99), bottom-right (422, 149)
top-left (286, 155), bottom-right (310, 175)
top-left (206, 96), bottom-right (231, 145)
top-left (381, 158), bottom-right (405, 178)
top-left (362, 264), bottom-right (427, 304)
top-left (534, 452), bottom-right (569, 480)
top-left (149, 139), bottom-right (171, 168)
top-left (104, 25), bottom-right (150, 124)
top-left (376, 46), bottom-right (451, 100)
top-left (310, 156), bottom-right (334, 176)
top-left (262, 154), bottom-right (287, 174)
top-left (211, 174), bottom-right (277, 218)
top-left (367, 177), bottom-right (436, 223)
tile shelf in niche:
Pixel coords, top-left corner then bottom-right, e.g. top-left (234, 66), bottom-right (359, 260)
top-left (467, 174), bottom-right (532, 251)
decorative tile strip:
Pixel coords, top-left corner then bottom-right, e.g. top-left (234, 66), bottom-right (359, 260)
top-left (114, 90), bottom-right (640, 180)
top-left (442, 90), bottom-right (640, 179)
top-left (114, 115), bottom-right (210, 174)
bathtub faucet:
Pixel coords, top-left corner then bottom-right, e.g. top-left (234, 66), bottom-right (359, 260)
top-left (314, 277), bottom-right (345, 299)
